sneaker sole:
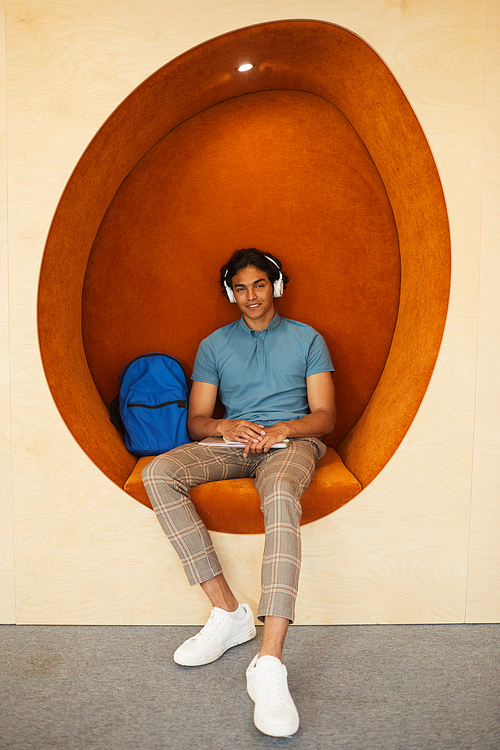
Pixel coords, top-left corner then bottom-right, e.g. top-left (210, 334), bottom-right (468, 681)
top-left (247, 677), bottom-right (299, 737)
top-left (174, 626), bottom-right (257, 666)
top-left (252, 712), bottom-right (299, 738)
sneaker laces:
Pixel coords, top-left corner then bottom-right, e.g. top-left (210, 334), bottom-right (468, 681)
top-left (190, 609), bottom-right (226, 644)
top-left (256, 664), bottom-right (288, 706)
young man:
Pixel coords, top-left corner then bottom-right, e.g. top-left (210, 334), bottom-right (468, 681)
top-left (142, 248), bottom-right (335, 737)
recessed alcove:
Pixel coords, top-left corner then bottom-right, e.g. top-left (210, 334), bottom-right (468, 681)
top-left (38, 20), bottom-right (450, 532)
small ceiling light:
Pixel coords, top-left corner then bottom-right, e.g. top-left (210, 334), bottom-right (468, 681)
top-left (237, 63), bottom-right (254, 72)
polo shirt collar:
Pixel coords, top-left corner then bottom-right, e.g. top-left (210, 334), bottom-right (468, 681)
top-left (238, 311), bottom-right (282, 335)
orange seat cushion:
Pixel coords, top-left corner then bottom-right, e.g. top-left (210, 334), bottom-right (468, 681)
top-left (124, 446), bottom-right (361, 534)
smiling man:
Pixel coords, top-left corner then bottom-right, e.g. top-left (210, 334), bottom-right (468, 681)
top-left (142, 248), bottom-right (335, 737)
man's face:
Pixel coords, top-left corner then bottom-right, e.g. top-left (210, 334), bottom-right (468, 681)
top-left (231, 265), bottom-right (276, 330)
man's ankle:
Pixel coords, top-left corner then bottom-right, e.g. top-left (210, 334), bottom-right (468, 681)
top-left (228, 603), bottom-right (247, 620)
top-left (258, 650), bottom-right (283, 662)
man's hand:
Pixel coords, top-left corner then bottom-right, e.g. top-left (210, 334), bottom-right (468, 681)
top-left (243, 423), bottom-right (290, 456)
top-left (217, 418), bottom-right (266, 448)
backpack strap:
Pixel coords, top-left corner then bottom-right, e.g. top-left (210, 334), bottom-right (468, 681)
top-left (109, 394), bottom-right (126, 439)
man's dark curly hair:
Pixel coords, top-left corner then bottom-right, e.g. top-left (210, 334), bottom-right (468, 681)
top-left (219, 248), bottom-right (289, 297)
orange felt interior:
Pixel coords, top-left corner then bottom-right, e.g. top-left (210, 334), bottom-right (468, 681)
top-left (82, 90), bottom-right (400, 449)
top-left (37, 20), bottom-right (450, 532)
top-left (126, 448), bottom-right (362, 534)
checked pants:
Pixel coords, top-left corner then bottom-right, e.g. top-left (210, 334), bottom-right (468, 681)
top-left (142, 437), bottom-right (326, 622)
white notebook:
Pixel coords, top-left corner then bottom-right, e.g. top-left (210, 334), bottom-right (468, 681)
top-left (198, 436), bottom-right (289, 449)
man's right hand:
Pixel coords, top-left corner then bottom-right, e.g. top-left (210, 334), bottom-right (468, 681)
top-left (217, 419), bottom-right (266, 448)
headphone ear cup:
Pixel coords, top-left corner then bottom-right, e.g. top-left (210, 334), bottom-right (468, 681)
top-left (224, 271), bottom-right (236, 303)
top-left (225, 283), bottom-right (236, 303)
top-left (265, 255), bottom-right (284, 298)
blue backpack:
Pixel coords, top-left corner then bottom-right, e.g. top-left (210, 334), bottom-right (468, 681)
top-left (110, 353), bottom-right (191, 456)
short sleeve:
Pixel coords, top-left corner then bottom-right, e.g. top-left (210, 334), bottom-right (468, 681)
top-left (305, 332), bottom-right (334, 377)
top-left (191, 337), bottom-right (220, 386)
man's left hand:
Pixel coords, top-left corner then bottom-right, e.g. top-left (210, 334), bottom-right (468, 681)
top-left (243, 423), bottom-right (291, 456)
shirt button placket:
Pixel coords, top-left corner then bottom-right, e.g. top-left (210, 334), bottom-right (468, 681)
top-left (256, 330), bottom-right (266, 366)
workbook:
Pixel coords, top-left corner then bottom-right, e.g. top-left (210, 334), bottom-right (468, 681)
top-left (198, 437), bottom-right (289, 449)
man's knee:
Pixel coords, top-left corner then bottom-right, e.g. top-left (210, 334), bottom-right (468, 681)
top-left (257, 459), bottom-right (313, 506)
top-left (259, 479), bottom-right (303, 526)
top-left (142, 453), bottom-right (176, 484)
top-left (260, 472), bottom-right (302, 499)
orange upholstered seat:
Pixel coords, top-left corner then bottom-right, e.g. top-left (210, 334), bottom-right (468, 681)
top-left (126, 448), bottom-right (362, 534)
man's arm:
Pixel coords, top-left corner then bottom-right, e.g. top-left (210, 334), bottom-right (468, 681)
top-left (248, 371), bottom-right (336, 454)
top-left (187, 380), bottom-right (266, 444)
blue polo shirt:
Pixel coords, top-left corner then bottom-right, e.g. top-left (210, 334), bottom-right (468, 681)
top-left (192, 313), bottom-right (334, 426)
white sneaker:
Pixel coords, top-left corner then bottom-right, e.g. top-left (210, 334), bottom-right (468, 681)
top-left (246, 654), bottom-right (300, 737)
top-left (173, 604), bottom-right (256, 666)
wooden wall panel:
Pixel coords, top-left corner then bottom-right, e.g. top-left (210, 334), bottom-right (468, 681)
top-left (2, 0), bottom-right (498, 625)
top-left (0, 0), bottom-right (15, 623)
top-left (467, 0), bottom-right (500, 622)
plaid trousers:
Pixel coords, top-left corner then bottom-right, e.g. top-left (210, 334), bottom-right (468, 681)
top-left (142, 437), bottom-right (326, 622)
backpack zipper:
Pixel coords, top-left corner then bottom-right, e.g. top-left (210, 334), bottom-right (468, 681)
top-left (127, 400), bottom-right (187, 409)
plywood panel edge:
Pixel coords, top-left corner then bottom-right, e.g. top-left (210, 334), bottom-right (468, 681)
top-left (467, 0), bottom-right (500, 623)
top-left (0, 0), bottom-right (15, 623)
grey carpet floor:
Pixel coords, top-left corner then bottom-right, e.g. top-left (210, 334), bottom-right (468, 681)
top-left (0, 623), bottom-right (499, 750)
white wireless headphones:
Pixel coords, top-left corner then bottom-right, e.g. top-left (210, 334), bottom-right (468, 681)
top-left (224, 255), bottom-right (284, 303)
